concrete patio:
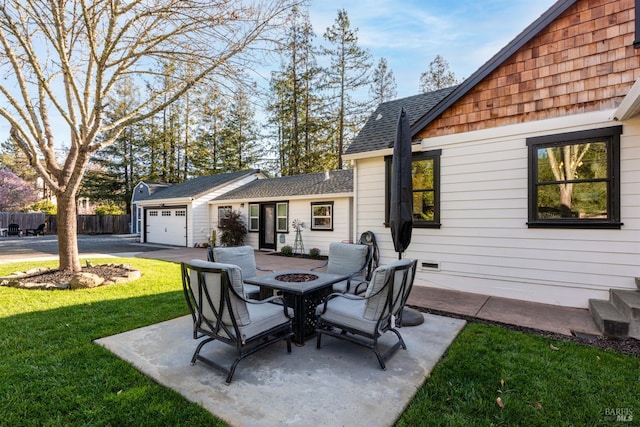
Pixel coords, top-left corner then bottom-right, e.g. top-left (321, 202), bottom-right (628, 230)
top-left (96, 312), bottom-right (465, 426)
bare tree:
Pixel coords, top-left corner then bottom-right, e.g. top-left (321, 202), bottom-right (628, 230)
top-left (0, 0), bottom-right (295, 271)
top-left (419, 54), bottom-right (459, 92)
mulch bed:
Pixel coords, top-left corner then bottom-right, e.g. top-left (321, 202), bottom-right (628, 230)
top-left (412, 305), bottom-right (640, 358)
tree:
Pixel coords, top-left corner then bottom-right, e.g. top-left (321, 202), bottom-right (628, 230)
top-left (0, 0), bottom-right (295, 272)
top-left (0, 168), bottom-right (38, 211)
top-left (268, 6), bottom-right (328, 176)
top-left (218, 88), bottom-right (262, 171)
top-left (369, 57), bottom-right (397, 105)
top-left (322, 9), bottom-right (372, 169)
top-left (419, 54), bottom-right (459, 92)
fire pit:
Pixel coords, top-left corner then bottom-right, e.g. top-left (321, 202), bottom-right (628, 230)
top-left (275, 273), bottom-right (319, 282)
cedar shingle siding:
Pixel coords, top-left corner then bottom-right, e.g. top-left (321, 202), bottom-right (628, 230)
top-left (417, 0), bottom-right (640, 138)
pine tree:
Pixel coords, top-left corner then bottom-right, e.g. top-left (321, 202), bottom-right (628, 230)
top-left (219, 88), bottom-right (261, 171)
top-left (419, 54), bottom-right (459, 92)
top-left (321, 9), bottom-right (372, 169)
top-left (369, 57), bottom-right (397, 105)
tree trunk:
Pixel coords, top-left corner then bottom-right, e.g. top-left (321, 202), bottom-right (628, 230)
top-left (57, 193), bottom-right (81, 272)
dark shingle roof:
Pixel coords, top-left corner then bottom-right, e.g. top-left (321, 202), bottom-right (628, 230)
top-left (345, 86), bottom-right (457, 155)
top-left (144, 170), bottom-right (260, 201)
top-left (213, 169), bottom-right (352, 201)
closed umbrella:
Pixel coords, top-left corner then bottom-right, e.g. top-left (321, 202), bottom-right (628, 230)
top-left (389, 107), bottom-right (413, 258)
top-left (389, 107), bottom-right (423, 326)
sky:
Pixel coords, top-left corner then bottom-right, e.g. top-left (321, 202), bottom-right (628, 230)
top-left (307, 0), bottom-right (557, 99)
top-left (0, 0), bottom-right (559, 149)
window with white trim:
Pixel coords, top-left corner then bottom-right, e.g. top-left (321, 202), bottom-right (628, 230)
top-left (276, 202), bottom-right (288, 232)
top-left (248, 204), bottom-right (259, 231)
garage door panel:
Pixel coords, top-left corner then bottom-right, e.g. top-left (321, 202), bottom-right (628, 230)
top-left (146, 208), bottom-right (187, 246)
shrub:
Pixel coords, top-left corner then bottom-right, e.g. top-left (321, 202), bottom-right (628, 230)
top-left (95, 203), bottom-right (123, 215)
top-left (218, 210), bottom-right (247, 246)
top-left (281, 245), bottom-right (293, 256)
top-left (309, 247), bottom-right (321, 258)
top-left (29, 200), bottom-right (57, 215)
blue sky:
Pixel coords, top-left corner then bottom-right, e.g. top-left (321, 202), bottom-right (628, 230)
top-left (308, 0), bottom-right (557, 98)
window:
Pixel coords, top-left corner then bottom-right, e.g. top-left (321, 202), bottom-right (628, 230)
top-left (161, 210), bottom-right (171, 216)
top-left (149, 210), bottom-right (158, 217)
top-left (527, 126), bottom-right (622, 228)
top-left (311, 202), bottom-right (333, 230)
top-left (276, 202), bottom-right (288, 232)
top-left (175, 210), bottom-right (186, 216)
top-left (385, 149), bottom-right (441, 228)
top-left (218, 206), bottom-right (232, 227)
top-left (248, 204), bottom-right (259, 231)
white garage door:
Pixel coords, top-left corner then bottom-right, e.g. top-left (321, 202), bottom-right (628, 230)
top-left (146, 208), bottom-right (187, 246)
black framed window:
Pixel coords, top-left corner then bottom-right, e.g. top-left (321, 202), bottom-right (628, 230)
top-left (217, 206), bottom-right (232, 227)
top-left (526, 126), bottom-right (622, 229)
top-left (385, 149), bottom-right (441, 228)
top-left (311, 202), bottom-right (333, 230)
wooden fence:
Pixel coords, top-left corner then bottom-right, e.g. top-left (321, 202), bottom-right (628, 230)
top-left (1, 212), bottom-right (131, 235)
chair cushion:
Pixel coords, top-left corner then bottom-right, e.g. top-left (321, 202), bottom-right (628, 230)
top-left (212, 246), bottom-right (257, 278)
top-left (239, 302), bottom-right (291, 342)
top-left (187, 259), bottom-right (250, 326)
top-left (327, 243), bottom-right (368, 280)
top-left (363, 259), bottom-right (414, 321)
top-left (318, 297), bottom-right (377, 335)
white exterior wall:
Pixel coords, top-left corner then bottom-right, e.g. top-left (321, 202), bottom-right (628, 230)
top-left (189, 175), bottom-right (262, 247)
top-left (209, 196), bottom-right (353, 255)
top-left (352, 110), bottom-right (640, 308)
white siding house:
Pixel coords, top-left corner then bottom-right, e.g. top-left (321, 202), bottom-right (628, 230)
top-left (345, 0), bottom-right (640, 309)
top-left (134, 170), bottom-right (264, 247)
top-left (209, 170), bottom-right (353, 255)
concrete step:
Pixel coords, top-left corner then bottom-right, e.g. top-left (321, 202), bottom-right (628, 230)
top-left (588, 299), bottom-right (629, 338)
top-left (610, 289), bottom-right (640, 320)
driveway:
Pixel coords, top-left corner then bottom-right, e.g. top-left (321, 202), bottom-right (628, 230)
top-left (0, 234), bottom-right (170, 262)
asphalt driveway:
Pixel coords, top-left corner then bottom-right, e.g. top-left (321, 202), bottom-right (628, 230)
top-left (0, 234), bottom-right (169, 262)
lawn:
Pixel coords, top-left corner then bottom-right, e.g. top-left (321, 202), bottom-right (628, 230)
top-left (1, 258), bottom-right (638, 426)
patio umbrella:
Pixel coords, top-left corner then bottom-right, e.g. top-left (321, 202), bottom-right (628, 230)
top-left (389, 107), bottom-right (424, 326)
top-left (389, 107), bottom-right (413, 259)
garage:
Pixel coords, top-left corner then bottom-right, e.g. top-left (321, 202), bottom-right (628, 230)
top-left (145, 207), bottom-right (187, 246)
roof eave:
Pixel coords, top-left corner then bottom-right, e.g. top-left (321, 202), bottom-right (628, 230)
top-left (411, 0), bottom-right (577, 135)
top-left (209, 191), bottom-right (354, 204)
top-left (612, 77), bottom-right (640, 120)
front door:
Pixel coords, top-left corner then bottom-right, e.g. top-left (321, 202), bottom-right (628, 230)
top-left (259, 203), bottom-right (276, 250)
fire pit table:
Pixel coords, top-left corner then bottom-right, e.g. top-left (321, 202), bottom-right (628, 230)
top-left (244, 269), bottom-right (348, 344)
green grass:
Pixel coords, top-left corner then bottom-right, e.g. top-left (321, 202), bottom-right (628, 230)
top-left (1, 259), bottom-right (638, 426)
top-left (397, 322), bottom-right (640, 426)
top-left (0, 258), bottom-right (223, 427)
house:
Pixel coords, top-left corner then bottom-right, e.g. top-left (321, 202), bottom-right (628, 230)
top-left (131, 181), bottom-right (172, 235)
top-left (209, 169), bottom-right (353, 254)
top-left (345, 0), bottom-right (640, 310)
top-left (134, 170), bottom-right (264, 246)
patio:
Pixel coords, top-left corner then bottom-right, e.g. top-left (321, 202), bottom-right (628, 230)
top-left (96, 312), bottom-right (465, 426)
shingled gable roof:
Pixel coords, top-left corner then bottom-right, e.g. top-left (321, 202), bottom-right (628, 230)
top-left (213, 169), bottom-right (352, 201)
top-left (344, 86), bottom-right (457, 155)
top-left (412, 0), bottom-right (577, 135)
top-left (143, 170), bottom-right (261, 201)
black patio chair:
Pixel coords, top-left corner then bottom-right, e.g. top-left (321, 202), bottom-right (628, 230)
top-left (181, 259), bottom-right (293, 384)
top-left (7, 223), bottom-right (22, 236)
top-left (25, 224), bottom-right (45, 236)
top-left (316, 258), bottom-right (418, 370)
